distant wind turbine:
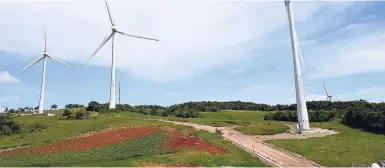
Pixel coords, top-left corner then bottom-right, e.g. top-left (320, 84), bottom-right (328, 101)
top-left (86, 0), bottom-right (158, 109)
top-left (20, 30), bottom-right (72, 114)
top-left (284, 0), bottom-right (310, 130)
top-left (323, 81), bottom-right (333, 101)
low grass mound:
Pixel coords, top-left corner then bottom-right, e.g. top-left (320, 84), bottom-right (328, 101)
top-left (267, 122), bottom-right (385, 167)
top-left (0, 116), bottom-right (170, 149)
top-left (0, 126), bottom-right (266, 167)
top-left (0, 131), bottom-right (167, 167)
top-left (234, 123), bottom-right (290, 135)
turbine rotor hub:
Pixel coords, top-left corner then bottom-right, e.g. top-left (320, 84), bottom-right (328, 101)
top-left (111, 26), bottom-right (117, 32)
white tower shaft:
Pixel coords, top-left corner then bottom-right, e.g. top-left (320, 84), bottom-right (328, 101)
top-left (38, 57), bottom-right (47, 114)
top-left (109, 34), bottom-right (116, 109)
top-left (285, 0), bottom-right (310, 130)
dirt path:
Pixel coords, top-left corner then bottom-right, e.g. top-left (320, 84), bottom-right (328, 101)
top-left (130, 117), bottom-right (321, 167)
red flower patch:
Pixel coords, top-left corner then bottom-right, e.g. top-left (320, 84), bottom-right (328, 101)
top-left (162, 127), bottom-right (228, 154)
top-left (0, 126), bottom-right (160, 156)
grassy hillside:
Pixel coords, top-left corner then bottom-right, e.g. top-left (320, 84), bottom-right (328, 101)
top-left (267, 122), bottom-right (385, 167)
top-left (0, 113), bottom-right (266, 167)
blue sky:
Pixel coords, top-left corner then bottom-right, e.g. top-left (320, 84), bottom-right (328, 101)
top-left (1, 1), bottom-right (385, 109)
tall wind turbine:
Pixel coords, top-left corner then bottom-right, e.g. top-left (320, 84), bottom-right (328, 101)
top-left (284, 0), bottom-right (310, 130)
top-left (86, 0), bottom-right (158, 109)
top-left (20, 30), bottom-right (72, 114)
top-left (323, 81), bottom-right (333, 101)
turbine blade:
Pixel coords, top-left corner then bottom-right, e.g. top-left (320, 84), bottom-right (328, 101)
top-left (20, 57), bottom-right (44, 72)
top-left (105, 0), bottom-right (115, 26)
top-left (323, 80), bottom-right (329, 96)
top-left (117, 31), bottom-right (159, 41)
top-left (44, 29), bottom-right (47, 52)
top-left (294, 30), bottom-right (305, 64)
top-left (47, 55), bottom-right (72, 67)
top-left (86, 33), bottom-right (114, 62)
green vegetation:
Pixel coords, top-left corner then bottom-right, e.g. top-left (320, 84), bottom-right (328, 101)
top-left (0, 131), bottom-right (168, 167)
top-left (0, 115), bottom-right (167, 149)
top-left (267, 122), bottom-right (385, 167)
top-left (0, 114), bottom-right (266, 167)
top-left (264, 110), bottom-right (342, 122)
top-left (234, 123), bottom-right (290, 135)
top-left (0, 115), bottom-right (47, 136)
top-left (131, 130), bottom-right (266, 167)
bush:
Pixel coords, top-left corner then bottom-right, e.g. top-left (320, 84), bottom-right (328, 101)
top-left (264, 110), bottom-right (340, 122)
top-left (343, 106), bottom-right (385, 133)
top-left (175, 108), bottom-right (200, 118)
top-left (0, 125), bottom-right (12, 136)
top-left (62, 109), bottom-right (72, 117)
top-left (21, 123), bottom-right (48, 133)
top-left (75, 111), bottom-right (91, 120)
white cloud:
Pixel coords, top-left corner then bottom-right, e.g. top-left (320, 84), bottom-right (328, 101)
top-left (0, 1), bottom-right (339, 82)
top-left (0, 71), bottom-right (19, 83)
top-left (306, 22), bottom-right (385, 79)
top-left (164, 92), bottom-right (180, 96)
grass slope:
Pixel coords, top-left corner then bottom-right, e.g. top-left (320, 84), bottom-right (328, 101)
top-left (133, 130), bottom-right (266, 167)
top-left (268, 122), bottom-right (385, 167)
top-left (235, 123), bottom-right (290, 135)
top-left (0, 131), bottom-right (167, 167)
top-left (0, 115), bottom-right (170, 149)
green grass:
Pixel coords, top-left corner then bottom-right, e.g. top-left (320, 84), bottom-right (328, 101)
top-left (132, 130), bottom-right (266, 167)
top-left (120, 110), bottom-right (271, 127)
top-left (267, 122), bottom-right (385, 167)
top-left (0, 113), bottom-right (267, 167)
top-left (0, 131), bottom-right (168, 167)
top-left (234, 123), bottom-right (290, 135)
top-left (0, 115), bottom-right (170, 149)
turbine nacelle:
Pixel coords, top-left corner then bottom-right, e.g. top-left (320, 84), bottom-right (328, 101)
top-left (111, 26), bottom-right (117, 32)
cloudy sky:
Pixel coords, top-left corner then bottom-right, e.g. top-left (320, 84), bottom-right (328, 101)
top-left (1, 0), bottom-right (385, 109)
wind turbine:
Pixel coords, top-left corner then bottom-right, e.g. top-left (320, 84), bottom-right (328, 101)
top-left (323, 81), bottom-right (333, 101)
top-left (86, 0), bottom-right (158, 109)
top-left (20, 30), bottom-right (72, 114)
top-left (284, 0), bottom-right (310, 130)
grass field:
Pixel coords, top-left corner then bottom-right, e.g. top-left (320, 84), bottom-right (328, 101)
top-left (2, 110), bottom-right (384, 167)
top-left (121, 110), bottom-right (385, 166)
top-left (0, 113), bottom-right (266, 167)
top-left (120, 110), bottom-right (291, 135)
top-left (234, 123), bottom-right (290, 135)
top-left (267, 122), bottom-right (385, 167)
top-left (0, 115), bottom-right (171, 149)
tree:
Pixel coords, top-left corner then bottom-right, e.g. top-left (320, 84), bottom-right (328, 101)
top-left (34, 106), bottom-right (39, 111)
top-left (51, 104), bottom-right (58, 110)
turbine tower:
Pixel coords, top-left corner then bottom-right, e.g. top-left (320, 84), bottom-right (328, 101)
top-left (20, 30), bottom-right (72, 114)
top-left (284, 0), bottom-right (310, 130)
top-left (86, 0), bottom-right (158, 109)
top-left (323, 81), bottom-right (333, 101)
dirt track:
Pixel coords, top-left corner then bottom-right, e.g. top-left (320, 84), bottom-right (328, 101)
top-left (158, 119), bottom-right (321, 167)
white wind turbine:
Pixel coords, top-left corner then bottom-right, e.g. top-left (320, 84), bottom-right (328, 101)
top-left (86, 0), bottom-right (158, 109)
top-left (20, 30), bottom-right (72, 114)
top-left (323, 80), bottom-right (333, 101)
top-left (284, 0), bottom-right (310, 130)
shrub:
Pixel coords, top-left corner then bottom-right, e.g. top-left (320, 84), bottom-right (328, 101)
top-left (0, 125), bottom-right (12, 136)
top-left (264, 110), bottom-right (340, 122)
top-left (21, 123), bottom-right (48, 133)
top-left (343, 106), bottom-right (385, 133)
top-left (150, 108), bottom-right (157, 115)
top-left (75, 111), bottom-right (91, 120)
top-left (62, 109), bottom-right (72, 117)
